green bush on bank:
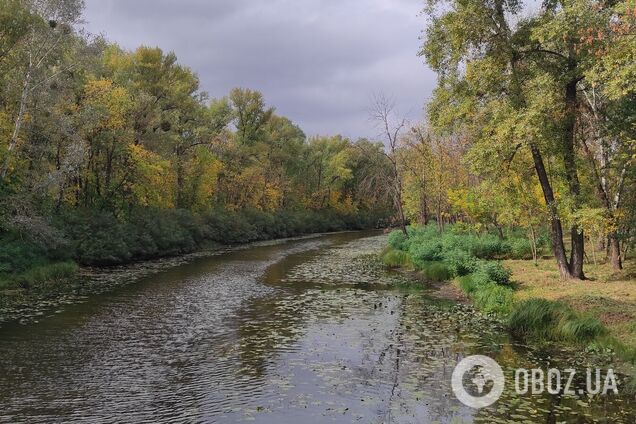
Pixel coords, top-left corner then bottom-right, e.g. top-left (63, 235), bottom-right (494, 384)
top-left (385, 224), bottom-right (522, 317)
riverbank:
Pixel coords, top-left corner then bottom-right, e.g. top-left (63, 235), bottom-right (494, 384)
top-left (0, 224), bottom-right (380, 326)
top-left (504, 258), bottom-right (636, 354)
top-left (381, 225), bottom-right (636, 365)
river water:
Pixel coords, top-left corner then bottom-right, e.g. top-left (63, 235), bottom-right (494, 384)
top-left (0, 232), bottom-right (633, 423)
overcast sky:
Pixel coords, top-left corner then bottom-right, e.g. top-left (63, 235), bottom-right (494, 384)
top-left (82, 0), bottom-right (436, 139)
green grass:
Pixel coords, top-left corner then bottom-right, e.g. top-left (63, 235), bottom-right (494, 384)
top-left (458, 274), bottom-right (514, 316)
top-left (383, 225), bottom-right (636, 362)
top-left (381, 248), bottom-right (413, 269)
top-left (415, 261), bottom-right (452, 282)
top-left (0, 261), bottom-right (78, 291)
top-left (508, 298), bottom-right (607, 344)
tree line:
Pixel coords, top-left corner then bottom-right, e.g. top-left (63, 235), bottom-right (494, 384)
top-left (0, 0), bottom-right (394, 272)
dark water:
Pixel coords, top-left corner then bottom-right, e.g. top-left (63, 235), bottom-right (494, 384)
top-left (0, 232), bottom-right (633, 423)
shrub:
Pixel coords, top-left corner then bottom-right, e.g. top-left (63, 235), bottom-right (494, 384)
top-left (474, 261), bottom-right (512, 285)
top-left (0, 237), bottom-right (49, 274)
top-left (387, 230), bottom-right (408, 251)
top-left (409, 239), bottom-right (443, 262)
top-left (509, 237), bottom-right (533, 259)
top-left (442, 249), bottom-right (478, 276)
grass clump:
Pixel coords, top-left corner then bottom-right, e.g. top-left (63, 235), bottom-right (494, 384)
top-left (381, 248), bottom-right (413, 269)
top-left (508, 298), bottom-right (607, 344)
top-left (458, 274), bottom-right (514, 316)
top-left (0, 261), bottom-right (78, 293)
top-left (416, 261), bottom-right (452, 282)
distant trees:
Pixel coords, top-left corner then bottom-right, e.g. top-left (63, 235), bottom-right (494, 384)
top-left (0, 0), bottom-right (395, 269)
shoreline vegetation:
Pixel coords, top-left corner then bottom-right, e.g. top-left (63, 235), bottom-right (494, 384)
top-left (0, 209), bottom-right (387, 324)
top-left (381, 225), bottom-right (636, 364)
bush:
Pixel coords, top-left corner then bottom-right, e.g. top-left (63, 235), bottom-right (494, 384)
top-left (387, 230), bottom-right (408, 251)
top-left (409, 239), bottom-right (443, 262)
top-left (474, 261), bottom-right (512, 285)
top-left (443, 249), bottom-right (478, 276)
top-left (509, 237), bottom-right (533, 259)
top-left (0, 237), bottom-right (49, 274)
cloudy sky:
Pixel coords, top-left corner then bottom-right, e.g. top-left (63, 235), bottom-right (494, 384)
top-left (82, 0), bottom-right (437, 139)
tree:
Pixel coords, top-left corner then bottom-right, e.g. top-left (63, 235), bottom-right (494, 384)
top-left (420, 0), bottom-right (634, 279)
top-left (368, 93), bottom-right (408, 235)
top-left (0, 0), bottom-right (83, 180)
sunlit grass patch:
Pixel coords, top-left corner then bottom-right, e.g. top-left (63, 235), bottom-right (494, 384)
top-left (456, 274), bottom-right (514, 316)
top-left (505, 258), bottom-right (636, 351)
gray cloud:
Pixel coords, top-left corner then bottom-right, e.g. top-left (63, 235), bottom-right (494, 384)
top-left (83, 0), bottom-right (436, 139)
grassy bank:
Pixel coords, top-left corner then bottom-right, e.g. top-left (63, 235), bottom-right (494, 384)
top-left (506, 258), bottom-right (636, 357)
top-left (382, 225), bottom-right (635, 361)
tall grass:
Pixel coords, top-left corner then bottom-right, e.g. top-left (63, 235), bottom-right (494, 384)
top-left (458, 274), bottom-right (514, 316)
top-left (415, 261), bottom-right (452, 282)
top-left (508, 299), bottom-right (607, 344)
top-left (0, 261), bottom-right (78, 292)
top-left (381, 249), bottom-right (413, 269)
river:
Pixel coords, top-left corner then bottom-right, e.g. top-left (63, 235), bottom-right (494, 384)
top-left (0, 232), bottom-right (633, 423)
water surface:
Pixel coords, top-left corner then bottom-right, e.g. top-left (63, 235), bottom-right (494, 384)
top-left (0, 232), bottom-right (633, 423)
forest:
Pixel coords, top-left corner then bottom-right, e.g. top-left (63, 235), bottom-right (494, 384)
top-left (0, 0), bottom-right (396, 285)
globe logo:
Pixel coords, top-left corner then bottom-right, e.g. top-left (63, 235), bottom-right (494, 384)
top-left (451, 355), bottom-right (505, 408)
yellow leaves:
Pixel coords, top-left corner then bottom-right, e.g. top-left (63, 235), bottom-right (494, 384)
top-left (186, 147), bottom-right (222, 212)
top-left (329, 192), bottom-right (357, 214)
top-left (128, 144), bottom-right (175, 208)
top-left (84, 79), bottom-right (133, 131)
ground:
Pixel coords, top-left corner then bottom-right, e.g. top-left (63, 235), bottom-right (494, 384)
top-left (504, 258), bottom-right (636, 350)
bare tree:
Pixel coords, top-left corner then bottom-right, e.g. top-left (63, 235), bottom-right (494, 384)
top-left (368, 93), bottom-right (408, 235)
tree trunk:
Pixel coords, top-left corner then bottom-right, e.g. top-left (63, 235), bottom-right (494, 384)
top-left (530, 143), bottom-right (573, 279)
top-left (1, 65), bottom-right (32, 180)
top-left (608, 232), bottom-right (622, 270)
top-left (562, 77), bottom-right (585, 279)
top-left (419, 192), bottom-right (429, 225)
